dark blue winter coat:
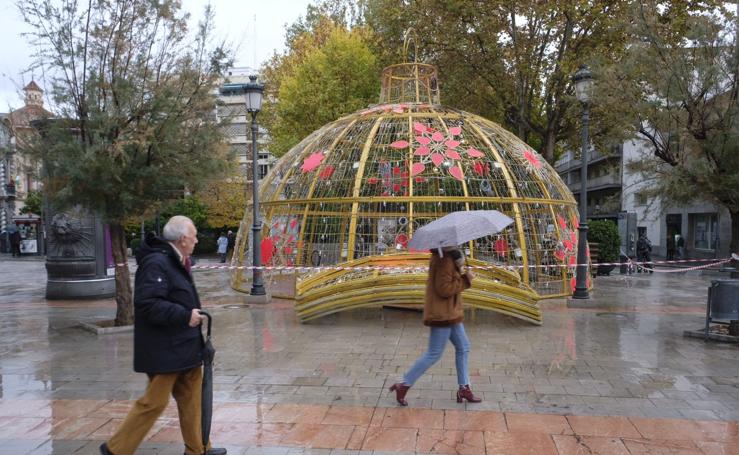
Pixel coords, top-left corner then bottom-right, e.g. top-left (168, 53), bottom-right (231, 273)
top-left (133, 232), bottom-right (203, 374)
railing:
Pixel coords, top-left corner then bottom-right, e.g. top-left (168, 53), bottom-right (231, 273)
top-left (566, 173), bottom-right (621, 193)
top-left (555, 148), bottom-right (622, 173)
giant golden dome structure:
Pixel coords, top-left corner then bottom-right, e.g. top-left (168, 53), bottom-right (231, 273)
top-left (231, 59), bottom-right (583, 325)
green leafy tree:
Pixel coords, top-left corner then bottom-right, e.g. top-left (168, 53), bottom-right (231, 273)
top-left (364, 0), bottom-right (638, 163)
top-left (20, 190), bottom-right (42, 216)
top-left (19, 0), bottom-right (233, 325)
top-left (261, 6), bottom-right (378, 157)
top-left (161, 195), bottom-right (210, 231)
top-left (271, 28), bottom-right (378, 156)
top-left (198, 177), bottom-right (247, 230)
top-left (600, 1), bottom-right (739, 254)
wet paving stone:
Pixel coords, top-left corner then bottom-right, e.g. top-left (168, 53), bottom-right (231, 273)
top-left (0, 256), bottom-right (737, 453)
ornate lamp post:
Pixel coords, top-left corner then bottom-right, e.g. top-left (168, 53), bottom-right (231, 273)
top-left (572, 65), bottom-right (594, 299)
top-left (220, 76), bottom-right (269, 302)
top-left (220, 75), bottom-right (267, 298)
top-left (244, 75), bottom-right (266, 296)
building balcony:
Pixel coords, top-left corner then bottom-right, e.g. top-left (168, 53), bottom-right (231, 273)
top-left (588, 197), bottom-right (622, 217)
top-left (566, 172), bottom-right (621, 193)
top-left (555, 147), bottom-right (622, 174)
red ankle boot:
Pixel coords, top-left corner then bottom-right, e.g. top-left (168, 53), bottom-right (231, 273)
top-left (457, 385), bottom-right (482, 403)
top-left (389, 383), bottom-right (410, 406)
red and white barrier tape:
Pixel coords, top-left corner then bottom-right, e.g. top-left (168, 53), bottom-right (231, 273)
top-left (114, 256), bottom-right (736, 272)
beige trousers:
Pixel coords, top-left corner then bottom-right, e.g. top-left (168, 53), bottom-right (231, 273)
top-left (106, 366), bottom-right (207, 455)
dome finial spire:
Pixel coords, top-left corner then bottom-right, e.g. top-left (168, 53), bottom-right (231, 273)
top-left (403, 28), bottom-right (419, 63)
top-left (379, 29), bottom-right (440, 104)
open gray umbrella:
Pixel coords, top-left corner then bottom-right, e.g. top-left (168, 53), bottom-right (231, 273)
top-left (199, 310), bottom-right (215, 448)
top-left (408, 210), bottom-right (514, 251)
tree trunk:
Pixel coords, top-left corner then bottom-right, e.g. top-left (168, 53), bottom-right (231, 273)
top-left (543, 127), bottom-right (557, 163)
top-left (109, 223), bottom-right (134, 326)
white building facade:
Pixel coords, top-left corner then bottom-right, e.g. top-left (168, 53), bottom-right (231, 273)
top-left (217, 67), bottom-right (277, 181)
top-left (556, 135), bottom-right (733, 260)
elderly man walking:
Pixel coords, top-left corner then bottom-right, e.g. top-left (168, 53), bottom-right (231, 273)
top-left (100, 216), bottom-right (226, 455)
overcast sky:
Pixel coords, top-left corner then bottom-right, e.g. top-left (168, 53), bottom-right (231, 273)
top-left (0, 0), bottom-right (314, 111)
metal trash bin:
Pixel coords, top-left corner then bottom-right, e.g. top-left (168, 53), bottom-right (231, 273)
top-left (705, 279), bottom-right (739, 338)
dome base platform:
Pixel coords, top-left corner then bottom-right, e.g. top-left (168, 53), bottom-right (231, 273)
top-left (295, 253), bottom-right (542, 325)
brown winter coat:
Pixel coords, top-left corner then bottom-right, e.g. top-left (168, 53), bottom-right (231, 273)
top-left (423, 251), bottom-right (472, 327)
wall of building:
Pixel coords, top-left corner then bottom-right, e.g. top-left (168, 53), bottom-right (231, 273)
top-left (621, 138), bottom-right (664, 254)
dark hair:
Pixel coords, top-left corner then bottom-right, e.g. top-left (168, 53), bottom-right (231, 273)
top-left (447, 249), bottom-right (462, 260)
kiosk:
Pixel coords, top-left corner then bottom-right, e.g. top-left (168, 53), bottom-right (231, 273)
top-left (12, 214), bottom-right (44, 255)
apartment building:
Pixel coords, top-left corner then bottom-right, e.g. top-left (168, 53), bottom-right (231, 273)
top-left (218, 67), bottom-right (277, 182)
top-left (555, 139), bottom-right (732, 260)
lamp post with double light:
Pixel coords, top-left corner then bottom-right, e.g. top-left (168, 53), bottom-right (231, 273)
top-left (572, 65), bottom-right (594, 299)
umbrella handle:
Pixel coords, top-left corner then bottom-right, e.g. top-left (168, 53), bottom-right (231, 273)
top-left (199, 310), bottom-right (212, 338)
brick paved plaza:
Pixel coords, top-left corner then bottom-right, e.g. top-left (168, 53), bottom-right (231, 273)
top-left (0, 257), bottom-right (737, 454)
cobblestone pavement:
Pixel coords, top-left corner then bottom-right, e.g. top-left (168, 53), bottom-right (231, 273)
top-left (0, 255), bottom-right (737, 454)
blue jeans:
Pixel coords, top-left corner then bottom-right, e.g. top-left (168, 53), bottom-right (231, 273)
top-left (403, 323), bottom-right (471, 386)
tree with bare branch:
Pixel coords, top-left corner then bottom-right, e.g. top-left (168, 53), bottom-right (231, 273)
top-left (19, 0), bottom-right (233, 325)
top-left (601, 1), bottom-right (739, 255)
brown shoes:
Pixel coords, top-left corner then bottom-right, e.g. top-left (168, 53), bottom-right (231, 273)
top-left (389, 382), bottom-right (411, 406)
top-left (456, 385), bottom-right (482, 403)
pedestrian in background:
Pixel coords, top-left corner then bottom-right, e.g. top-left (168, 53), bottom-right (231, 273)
top-left (677, 234), bottom-right (685, 259)
top-left (8, 225), bottom-right (21, 257)
top-left (227, 230), bottom-right (235, 252)
top-left (216, 232), bottom-right (228, 263)
top-left (666, 235), bottom-right (676, 261)
top-left (389, 246), bottom-right (482, 406)
top-left (100, 216), bottom-right (226, 455)
top-left (636, 233), bottom-right (654, 273)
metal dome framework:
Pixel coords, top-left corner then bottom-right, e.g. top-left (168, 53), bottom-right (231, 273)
top-left (232, 61), bottom-right (583, 325)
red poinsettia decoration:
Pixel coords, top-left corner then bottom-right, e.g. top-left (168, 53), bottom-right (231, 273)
top-left (319, 165), bottom-right (335, 180)
top-left (301, 151), bottom-right (325, 173)
top-left (392, 122), bottom-right (474, 182)
top-left (553, 215), bottom-right (578, 268)
top-left (472, 161), bottom-right (490, 176)
top-left (365, 161), bottom-right (409, 196)
top-left (494, 238), bottom-right (509, 255)
top-left (261, 237), bottom-right (274, 265)
top-left (263, 218), bottom-right (300, 267)
top-left (523, 149), bottom-right (542, 169)
top-left (552, 212), bottom-right (590, 291)
top-left (557, 215), bottom-right (568, 231)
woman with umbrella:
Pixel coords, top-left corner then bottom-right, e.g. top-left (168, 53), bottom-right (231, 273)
top-left (389, 210), bottom-right (512, 406)
top-left (389, 245), bottom-right (482, 406)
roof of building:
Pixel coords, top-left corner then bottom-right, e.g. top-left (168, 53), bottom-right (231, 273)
top-left (23, 80), bottom-right (43, 92)
top-left (7, 105), bottom-right (51, 128)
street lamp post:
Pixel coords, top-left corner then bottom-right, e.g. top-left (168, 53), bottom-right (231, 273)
top-left (244, 75), bottom-right (266, 296)
top-left (572, 65), bottom-right (594, 299)
top-left (220, 75), bottom-right (269, 299)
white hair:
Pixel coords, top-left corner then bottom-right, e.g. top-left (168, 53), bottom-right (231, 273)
top-left (162, 216), bottom-right (194, 242)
